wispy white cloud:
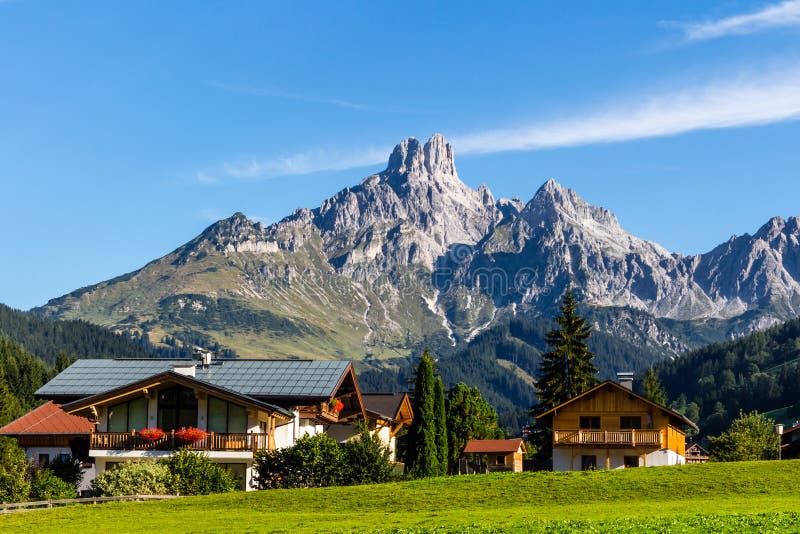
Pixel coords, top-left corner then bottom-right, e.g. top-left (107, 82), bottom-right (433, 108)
top-left (452, 65), bottom-right (800, 154)
top-left (198, 146), bottom-right (389, 183)
top-left (197, 63), bottom-right (800, 182)
top-left (666, 0), bottom-right (800, 42)
top-left (206, 81), bottom-right (367, 110)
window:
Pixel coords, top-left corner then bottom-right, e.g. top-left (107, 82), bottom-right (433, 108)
top-left (108, 397), bottom-right (148, 432)
top-left (218, 463), bottom-right (247, 491)
top-left (496, 455), bottom-right (505, 465)
top-left (207, 397), bottom-right (248, 434)
top-left (624, 455), bottom-right (639, 468)
top-left (579, 416), bottom-right (601, 429)
top-left (158, 387), bottom-right (198, 431)
top-left (38, 454), bottom-right (49, 467)
top-left (581, 455), bottom-right (597, 470)
top-left (620, 416), bottom-right (642, 430)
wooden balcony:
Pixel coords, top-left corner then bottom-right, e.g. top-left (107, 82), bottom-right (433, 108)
top-left (90, 431), bottom-right (270, 452)
top-left (553, 429), bottom-right (663, 448)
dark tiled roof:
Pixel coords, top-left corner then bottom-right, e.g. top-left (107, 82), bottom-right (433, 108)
top-left (0, 401), bottom-right (93, 435)
top-left (362, 393), bottom-right (407, 420)
top-left (463, 439), bottom-right (525, 454)
top-left (60, 371), bottom-right (294, 420)
top-left (36, 359), bottom-right (352, 400)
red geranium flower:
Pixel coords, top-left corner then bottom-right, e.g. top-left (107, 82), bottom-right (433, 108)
top-left (139, 428), bottom-right (165, 441)
top-left (329, 398), bottom-right (344, 412)
top-left (175, 427), bottom-right (209, 443)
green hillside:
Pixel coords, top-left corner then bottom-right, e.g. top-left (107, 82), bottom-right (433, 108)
top-left (0, 304), bottom-right (162, 365)
top-left (2, 461), bottom-right (799, 533)
top-left (653, 316), bottom-right (800, 436)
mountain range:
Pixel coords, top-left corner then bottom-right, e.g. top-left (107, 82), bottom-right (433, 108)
top-left (33, 134), bottom-right (800, 389)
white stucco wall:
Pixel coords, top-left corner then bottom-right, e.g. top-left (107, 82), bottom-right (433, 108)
top-left (553, 448), bottom-right (686, 471)
top-left (273, 421), bottom-right (295, 449)
top-left (92, 450), bottom-right (258, 491)
top-left (645, 448), bottom-right (685, 467)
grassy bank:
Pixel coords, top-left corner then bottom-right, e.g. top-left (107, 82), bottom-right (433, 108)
top-left (2, 460), bottom-right (800, 533)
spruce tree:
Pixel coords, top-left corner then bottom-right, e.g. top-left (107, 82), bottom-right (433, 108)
top-left (643, 367), bottom-right (668, 406)
top-left (434, 376), bottom-right (449, 475)
top-left (406, 348), bottom-right (438, 478)
top-left (535, 289), bottom-right (598, 410)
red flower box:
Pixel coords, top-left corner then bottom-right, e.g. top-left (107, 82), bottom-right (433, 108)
top-left (175, 427), bottom-right (209, 444)
top-left (329, 399), bottom-right (344, 412)
top-left (139, 428), bottom-right (165, 442)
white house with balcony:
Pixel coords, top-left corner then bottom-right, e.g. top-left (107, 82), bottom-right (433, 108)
top-left (33, 357), bottom-right (373, 490)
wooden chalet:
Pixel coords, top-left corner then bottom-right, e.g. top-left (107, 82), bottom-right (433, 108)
top-left (685, 442), bottom-right (709, 464)
top-left (361, 393), bottom-right (414, 462)
top-left (463, 439), bottom-right (526, 473)
top-left (781, 423), bottom-right (800, 460)
top-left (536, 374), bottom-right (699, 471)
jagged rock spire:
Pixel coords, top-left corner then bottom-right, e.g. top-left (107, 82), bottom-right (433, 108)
top-left (386, 133), bottom-right (456, 178)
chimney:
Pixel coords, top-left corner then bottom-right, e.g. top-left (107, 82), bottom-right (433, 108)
top-left (617, 372), bottom-right (634, 391)
top-left (173, 362), bottom-right (196, 377)
top-left (193, 346), bottom-right (214, 366)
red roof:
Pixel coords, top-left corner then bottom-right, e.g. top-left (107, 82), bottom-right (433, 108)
top-left (0, 401), bottom-right (94, 435)
top-left (463, 439), bottom-right (525, 454)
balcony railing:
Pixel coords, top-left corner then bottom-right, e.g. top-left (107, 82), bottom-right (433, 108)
top-left (90, 431), bottom-right (269, 452)
top-left (553, 429), bottom-right (663, 447)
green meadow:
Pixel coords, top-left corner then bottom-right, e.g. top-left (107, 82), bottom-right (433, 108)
top-left (3, 460), bottom-right (799, 533)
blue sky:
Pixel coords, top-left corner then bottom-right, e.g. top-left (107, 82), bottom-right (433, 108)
top-left (2, 1), bottom-right (800, 310)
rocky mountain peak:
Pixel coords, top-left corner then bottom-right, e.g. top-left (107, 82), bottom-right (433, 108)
top-left (385, 133), bottom-right (457, 181)
top-left (755, 216), bottom-right (788, 241)
top-left (521, 179), bottom-right (620, 231)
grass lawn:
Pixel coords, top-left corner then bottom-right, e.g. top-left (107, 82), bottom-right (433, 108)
top-left (3, 460), bottom-right (800, 533)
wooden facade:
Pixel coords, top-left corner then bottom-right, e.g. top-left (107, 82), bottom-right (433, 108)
top-left (538, 381), bottom-right (698, 471)
top-left (685, 443), bottom-right (709, 464)
top-left (463, 439), bottom-right (526, 473)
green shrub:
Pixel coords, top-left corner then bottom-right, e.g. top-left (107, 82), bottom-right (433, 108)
top-left (47, 455), bottom-right (83, 490)
top-left (0, 437), bottom-right (30, 502)
top-left (709, 410), bottom-right (780, 462)
top-left (255, 428), bottom-right (396, 489)
top-left (161, 449), bottom-right (236, 495)
top-left (342, 423), bottom-right (395, 485)
top-left (92, 460), bottom-right (170, 496)
top-left (255, 433), bottom-right (345, 489)
top-left (30, 469), bottom-right (77, 500)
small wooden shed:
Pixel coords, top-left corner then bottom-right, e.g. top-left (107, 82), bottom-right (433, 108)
top-left (463, 439), bottom-right (526, 473)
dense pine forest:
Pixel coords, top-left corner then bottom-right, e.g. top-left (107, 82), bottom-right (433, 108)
top-left (653, 317), bottom-right (800, 437)
top-left (0, 304), bottom-right (176, 426)
top-left (0, 303), bottom-right (157, 364)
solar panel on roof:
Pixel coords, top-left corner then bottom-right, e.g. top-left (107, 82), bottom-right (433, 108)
top-left (36, 358), bottom-right (351, 399)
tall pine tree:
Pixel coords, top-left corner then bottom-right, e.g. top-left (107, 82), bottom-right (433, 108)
top-left (531, 290), bottom-right (598, 460)
top-left (434, 376), bottom-right (449, 475)
top-left (536, 289), bottom-right (598, 410)
top-left (643, 367), bottom-right (667, 406)
top-left (406, 348), bottom-right (438, 478)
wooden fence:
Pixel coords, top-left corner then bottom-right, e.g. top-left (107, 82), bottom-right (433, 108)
top-left (1, 494), bottom-right (178, 513)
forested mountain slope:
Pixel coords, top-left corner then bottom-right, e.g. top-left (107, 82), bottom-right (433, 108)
top-left (653, 316), bottom-right (800, 436)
